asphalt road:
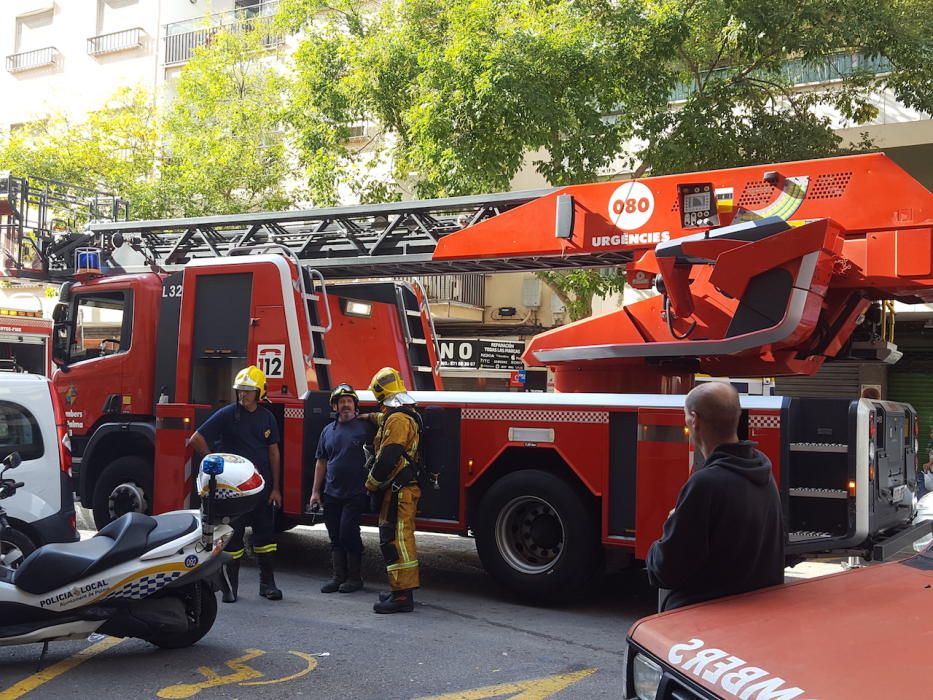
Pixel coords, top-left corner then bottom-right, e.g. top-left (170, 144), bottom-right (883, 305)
top-left (0, 520), bottom-right (658, 699)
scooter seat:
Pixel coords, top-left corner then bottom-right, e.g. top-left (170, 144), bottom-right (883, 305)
top-left (13, 512), bottom-right (199, 596)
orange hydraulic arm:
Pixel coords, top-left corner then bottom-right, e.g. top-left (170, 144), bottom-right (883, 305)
top-left (433, 154), bottom-right (933, 392)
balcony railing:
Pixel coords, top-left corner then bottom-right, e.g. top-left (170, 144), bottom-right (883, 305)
top-left (163, 0), bottom-right (281, 66)
top-left (87, 27), bottom-right (146, 57)
top-left (5, 47), bottom-right (59, 74)
top-left (669, 53), bottom-right (893, 102)
top-left (401, 274), bottom-right (486, 308)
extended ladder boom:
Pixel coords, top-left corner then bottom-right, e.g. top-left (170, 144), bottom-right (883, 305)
top-left (6, 188), bottom-right (577, 279)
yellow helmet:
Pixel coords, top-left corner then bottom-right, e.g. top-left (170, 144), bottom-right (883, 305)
top-left (369, 367), bottom-right (407, 404)
top-left (233, 365), bottom-right (267, 400)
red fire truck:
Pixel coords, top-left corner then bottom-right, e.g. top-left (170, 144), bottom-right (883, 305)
top-left (0, 303), bottom-right (52, 375)
top-left (5, 153), bottom-right (931, 599)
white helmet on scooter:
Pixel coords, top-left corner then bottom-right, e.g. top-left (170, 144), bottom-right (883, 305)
top-left (197, 453), bottom-right (265, 523)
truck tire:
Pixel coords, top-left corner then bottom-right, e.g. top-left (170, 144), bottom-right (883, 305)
top-left (474, 469), bottom-right (599, 603)
top-left (0, 527), bottom-right (35, 569)
top-left (92, 456), bottom-right (153, 530)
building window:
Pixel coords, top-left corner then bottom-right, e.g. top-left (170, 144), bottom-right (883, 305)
top-left (14, 9), bottom-right (53, 53)
top-left (96, 0), bottom-right (138, 35)
top-left (88, 0), bottom-right (144, 56)
top-left (8, 8), bottom-right (57, 73)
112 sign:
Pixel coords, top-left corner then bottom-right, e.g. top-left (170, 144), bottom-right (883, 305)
top-left (257, 345), bottom-right (286, 378)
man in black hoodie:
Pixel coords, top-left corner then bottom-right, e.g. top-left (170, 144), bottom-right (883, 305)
top-left (647, 382), bottom-right (785, 611)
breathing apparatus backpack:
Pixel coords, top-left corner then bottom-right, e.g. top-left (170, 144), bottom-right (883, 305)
top-left (388, 406), bottom-right (440, 491)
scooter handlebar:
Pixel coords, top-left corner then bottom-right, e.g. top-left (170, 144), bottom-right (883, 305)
top-left (0, 480), bottom-right (23, 498)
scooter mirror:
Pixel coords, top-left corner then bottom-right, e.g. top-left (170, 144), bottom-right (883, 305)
top-left (2, 452), bottom-right (22, 471)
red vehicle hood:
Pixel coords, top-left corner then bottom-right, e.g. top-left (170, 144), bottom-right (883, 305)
top-left (629, 552), bottom-right (933, 698)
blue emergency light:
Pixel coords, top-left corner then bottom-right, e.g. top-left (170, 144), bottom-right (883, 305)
top-left (75, 248), bottom-right (102, 275)
top-left (201, 454), bottom-right (225, 476)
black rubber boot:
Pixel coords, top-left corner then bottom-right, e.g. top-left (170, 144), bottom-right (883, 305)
top-left (373, 589), bottom-right (414, 614)
top-left (321, 549), bottom-right (347, 593)
top-left (257, 553), bottom-right (283, 601)
top-left (338, 552), bottom-right (363, 593)
top-left (219, 559), bottom-right (240, 604)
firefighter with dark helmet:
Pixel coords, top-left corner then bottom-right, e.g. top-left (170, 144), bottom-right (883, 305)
top-left (365, 367), bottom-right (422, 613)
top-left (309, 383), bottom-right (375, 594)
top-left (187, 365), bottom-right (284, 602)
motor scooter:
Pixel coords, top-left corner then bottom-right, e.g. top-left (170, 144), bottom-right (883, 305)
top-left (0, 452), bottom-right (263, 653)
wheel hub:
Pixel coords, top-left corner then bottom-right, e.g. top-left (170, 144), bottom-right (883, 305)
top-left (109, 482), bottom-right (148, 519)
top-left (495, 496), bottom-right (565, 574)
top-left (1, 540), bottom-right (26, 568)
top-left (529, 513), bottom-right (561, 550)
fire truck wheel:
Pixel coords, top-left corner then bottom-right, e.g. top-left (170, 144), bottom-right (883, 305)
top-left (474, 469), bottom-right (598, 601)
top-left (92, 456), bottom-right (153, 530)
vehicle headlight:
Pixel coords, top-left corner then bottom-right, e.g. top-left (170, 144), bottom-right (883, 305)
top-left (632, 652), bottom-right (663, 700)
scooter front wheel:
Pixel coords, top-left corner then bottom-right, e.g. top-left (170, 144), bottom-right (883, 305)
top-left (1, 528), bottom-right (34, 569)
top-left (146, 583), bottom-right (218, 649)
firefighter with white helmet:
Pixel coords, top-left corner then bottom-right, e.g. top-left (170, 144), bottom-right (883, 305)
top-left (188, 365), bottom-right (284, 602)
top-left (364, 367), bottom-right (422, 613)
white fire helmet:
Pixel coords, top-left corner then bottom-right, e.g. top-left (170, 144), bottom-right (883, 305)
top-left (197, 453), bottom-right (265, 522)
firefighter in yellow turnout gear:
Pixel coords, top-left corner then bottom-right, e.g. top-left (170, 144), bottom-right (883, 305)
top-left (365, 367), bottom-right (421, 614)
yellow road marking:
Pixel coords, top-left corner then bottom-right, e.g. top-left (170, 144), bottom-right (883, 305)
top-left (240, 651), bottom-right (319, 686)
top-left (415, 668), bottom-right (598, 700)
top-left (157, 649), bottom-right (266, 699)
top-left (0, 636), bottom-right (124, 700)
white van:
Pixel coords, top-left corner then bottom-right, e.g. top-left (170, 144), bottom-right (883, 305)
top-left (0, 374), bottom-right (78, 546)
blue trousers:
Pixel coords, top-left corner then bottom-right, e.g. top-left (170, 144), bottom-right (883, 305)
top-left (323, 493), bottom-right (366, 554)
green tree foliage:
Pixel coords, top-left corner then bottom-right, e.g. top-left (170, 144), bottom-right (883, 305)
top-left (282, 0), bottom-right (667, 199)
top-left (631, 0), bottom-right (926, 176)
top-left (162, 27), bottom-right (296, 215)
top-left (0, 87), bottom-right (163, 218)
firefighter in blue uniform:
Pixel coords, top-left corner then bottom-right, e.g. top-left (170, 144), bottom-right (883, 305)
top-left (188, 365), bottom-right (283, 602)
top-left (310, 383), bottom-right (375, 593)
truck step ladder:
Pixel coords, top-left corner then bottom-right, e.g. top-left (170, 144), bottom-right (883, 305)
top-left (396, 282), bottom-right (438, 391)
top-left (301, 267), bottom-right (332, 391)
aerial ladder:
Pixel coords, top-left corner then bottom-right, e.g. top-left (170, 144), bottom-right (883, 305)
top-left (2, 153), bottom-right (931, 396)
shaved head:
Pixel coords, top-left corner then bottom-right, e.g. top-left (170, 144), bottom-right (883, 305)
top-left (685, 382), bottom-right (741, 450)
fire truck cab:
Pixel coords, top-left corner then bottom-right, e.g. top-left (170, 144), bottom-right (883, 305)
top-left (50, 253), bottom-right (440, 528)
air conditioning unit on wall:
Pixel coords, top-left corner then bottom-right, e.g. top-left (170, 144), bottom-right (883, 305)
top-left (522, 277), bottom-right (541, 309)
